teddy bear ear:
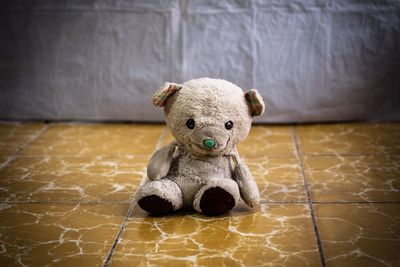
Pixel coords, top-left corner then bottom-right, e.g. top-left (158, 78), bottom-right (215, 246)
top-left (244, 89), bottom-right (265, 116)
top-left (152, 82), bottom-right (182, 107)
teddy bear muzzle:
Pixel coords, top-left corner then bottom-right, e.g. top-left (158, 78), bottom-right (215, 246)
top-left (188, 126), bottom-right (229, 154)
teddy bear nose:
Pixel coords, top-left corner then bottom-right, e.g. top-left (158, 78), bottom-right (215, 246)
top-left (202, 139), bottom-right (216, 148)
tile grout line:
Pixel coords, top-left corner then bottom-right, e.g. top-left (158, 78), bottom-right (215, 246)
top-left (291, 126), bottom-right (327, 267)
top-left (102, 126), bottom-right (169, 267)
top-left (0, 124), bottom-right (49, 171)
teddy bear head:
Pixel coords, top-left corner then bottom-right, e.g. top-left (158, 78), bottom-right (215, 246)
top-left (153, 78), bottom-right (265, 157)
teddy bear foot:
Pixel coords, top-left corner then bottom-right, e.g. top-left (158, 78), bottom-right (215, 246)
top-left (199, 187), bottom-right (236, 216)
top-left (138, 195), bottom-right (174, 216)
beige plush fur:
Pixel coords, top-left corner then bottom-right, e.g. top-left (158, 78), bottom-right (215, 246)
top-left (137, 78), bottom-right (265, 215)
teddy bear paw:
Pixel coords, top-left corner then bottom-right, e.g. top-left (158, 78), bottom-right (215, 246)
top-left (138, 195), bottom-right (174, 216)
top-left (200, 187), bottom-right (236, 216)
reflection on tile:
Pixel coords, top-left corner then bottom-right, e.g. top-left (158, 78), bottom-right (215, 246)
top-left (315, 204), bottom-right (400, 267)
top-left (0, 156), bottom-right (148, 203)
top-left (22, 124), bottom-right (163, 157)
top-left (238, 126), bottom-right (295, 157)
top-left (0, 203), bottom-right (128, 266)
top-left (109, 204), bottom-right (320, 266)
top-left (0, 123), bottom-right (45, 164)
top-left (246, 156), bottom-right (307, 202)
top-left (304, 155), bottom-right (400, 202)
top-left (297, 123), bottom-right (400, 155)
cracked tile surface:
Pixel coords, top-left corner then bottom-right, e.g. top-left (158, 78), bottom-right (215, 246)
top-left (315, 204), bottom-right (400, 267)
top-left (304, 154), bottom-right (400, 202)
top-left (109, 204), bottom-right (320, 267)
top-left (21, 124), bottom-right (163, 157)
top-left (0, 155), bottom-right (148, 203)
top-left (296, 123), bottom-right (400, 155)
top-left (238, 126), bottom-right (296, 157)
top-left (0, 203), bottom-right (129, 266)
top-left (0, 122), bottom-right (399, 266)
top-left (0, 123), bottom-right (45, 164)
top-left (246, 156), bottom-right (307, 202)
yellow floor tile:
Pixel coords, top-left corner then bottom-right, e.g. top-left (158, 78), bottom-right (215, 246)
top-left (21, 124), bottom-right (164, 157)
top-left (238, 126), bottom-right (295, 157)
top-left (304, 154), bottom-right (400, 202)
top-left (296, 123), bottom-right (400, 155)
top-left (0, 123), bottom-right (45, 164)
top-left (315, 204), bottom-right (400, 266)
top-left (0, 203), bottom-right (128, 266)
top-left (1, 122), bottom-right (399, 266)
top-left (0, 155), bottom-right (148, 203)
top-left (109, 203), bottom-right (320, 267)
top-left (246, 156), bottom-right (307, 202)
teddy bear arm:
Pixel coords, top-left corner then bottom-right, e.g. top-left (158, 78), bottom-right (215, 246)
top-left (231, 154), bottom-right (260, 208)
top-left (147, 142), bottom-right (178, 181)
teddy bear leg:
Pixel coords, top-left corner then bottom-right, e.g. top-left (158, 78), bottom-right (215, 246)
top-left (137, 179), bottom-right (183, 216)
top-left (193, 179), bottom-right (240, 216)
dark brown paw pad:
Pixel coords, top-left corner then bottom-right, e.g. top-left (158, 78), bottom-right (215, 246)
top-left (138, 195), bottom-right (174, 216)
top-left (200, 186), bottom-right (236, 216)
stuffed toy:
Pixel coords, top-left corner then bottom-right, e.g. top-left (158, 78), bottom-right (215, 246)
top-left (137, 78), bottom-right (265, 216)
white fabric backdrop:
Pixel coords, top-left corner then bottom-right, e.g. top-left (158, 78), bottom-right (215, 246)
top-left (0, 0), bottom-right (399, 122)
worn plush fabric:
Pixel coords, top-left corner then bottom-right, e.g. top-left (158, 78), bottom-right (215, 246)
top-left (136, 78), bottom-right (263, 214)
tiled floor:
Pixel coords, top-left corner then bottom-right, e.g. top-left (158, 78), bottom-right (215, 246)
top-left (0, 122), bottom-right (399, 266)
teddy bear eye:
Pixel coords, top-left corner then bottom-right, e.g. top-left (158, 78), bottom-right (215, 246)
top-left (186, 118), bottom-right (195, 129)
top-left (225, 121), bottom-right (233, 130)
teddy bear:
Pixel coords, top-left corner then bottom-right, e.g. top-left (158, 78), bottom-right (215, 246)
top-left (137, 78), bottom-right (265, 216)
